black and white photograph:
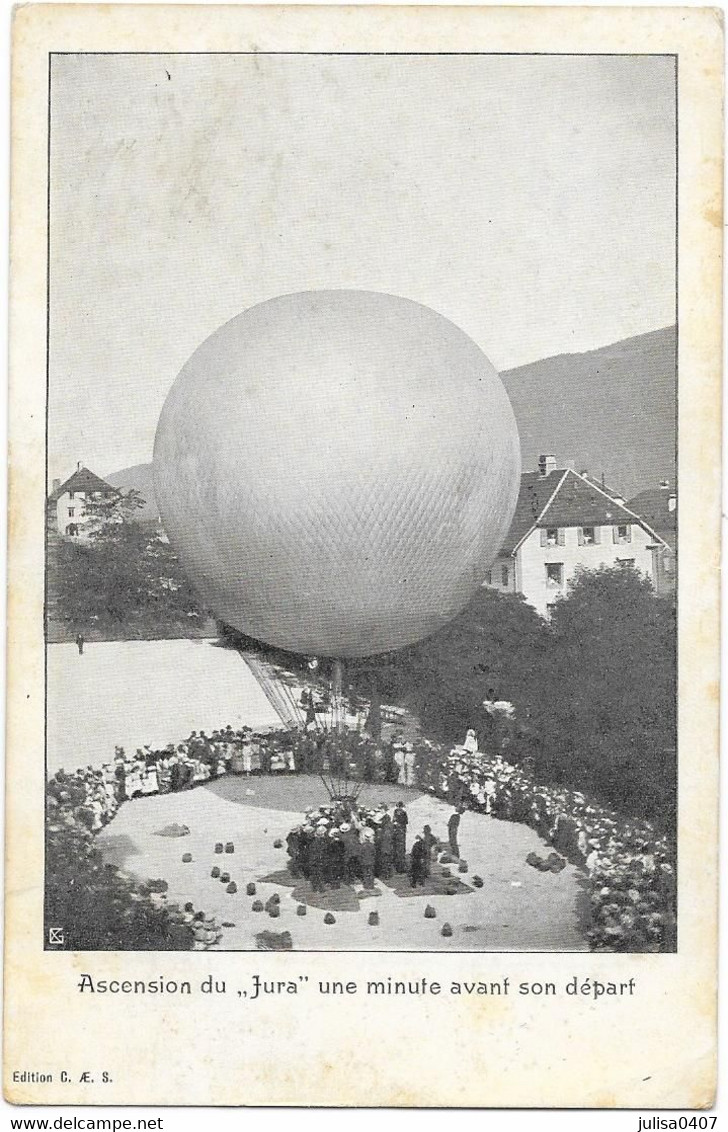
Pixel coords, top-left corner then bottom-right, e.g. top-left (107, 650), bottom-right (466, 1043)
top-left (5, 1), bottom-right (723, 1112)
top-left (43, 49), bottom-right (681, 956)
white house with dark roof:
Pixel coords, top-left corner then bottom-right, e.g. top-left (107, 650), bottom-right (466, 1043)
top-left (484, 455), bottom-right (673, 615)
top-left (627, 481), bottom-right (676, 596)
top-left (47, 464), bottom-right (118, 540)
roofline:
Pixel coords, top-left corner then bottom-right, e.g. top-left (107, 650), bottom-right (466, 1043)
top-left (509, 467), bottom-right (671, 555)
top-left (568, 470), bottom-right (671, 548)
top-left (510, 469), bottom-right (570, 556)
top-left (49, 468), bottom-right (118, 502)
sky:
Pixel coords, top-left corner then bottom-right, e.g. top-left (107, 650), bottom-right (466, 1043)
top-left (48, 53), bottom-right (676, 484)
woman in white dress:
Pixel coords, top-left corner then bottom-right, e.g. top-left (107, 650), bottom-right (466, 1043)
top-left (463, 729), bottom-right (479, 754)
top-left (403, 743), bottom-right (416, 786)
top-left (125, 756), bottom-right (144, 799)
top-left (142, 762), bottom-right (159, 795)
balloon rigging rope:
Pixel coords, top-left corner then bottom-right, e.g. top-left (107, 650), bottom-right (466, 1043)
top-left (242, 650), bottom-right (299, 730)
top-left (279, 676), bottom-right (305, 729)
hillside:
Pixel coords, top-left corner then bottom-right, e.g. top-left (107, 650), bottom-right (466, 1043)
top-left (105, 462), bottom-right (159, 522)
top-left (501, 326), bottom-right (675, 498)
top-left (107, 326), bottom-right (677, 511)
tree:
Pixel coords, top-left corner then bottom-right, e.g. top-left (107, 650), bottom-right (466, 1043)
top-left (80, 487), bottom-right (146, 539)
top-left (51, 490), bottom-right (207, 636)
top-left (346, 588), bottom-right (549, 748)
top-left (533, 565), bottom-right (676, 826)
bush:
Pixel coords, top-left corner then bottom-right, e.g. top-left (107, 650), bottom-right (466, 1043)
top-left (45, 820), bottom-right (195, 950)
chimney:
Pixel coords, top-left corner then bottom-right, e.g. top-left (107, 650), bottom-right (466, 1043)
top-left (52, 478), bottom-right (60, 493)
top-left (77, 461), bottom-right (82, 471)
top-left (668, 493), bottom-right (677, 513)
top-left (537, 454), bottom-right (556, 478)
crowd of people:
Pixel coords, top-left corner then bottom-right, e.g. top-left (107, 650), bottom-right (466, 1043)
top-left (46, 781), bottom-right (224, 951)
top-left (46, 707), bottom-right (676, 952)
top-left (415, 745), bottom-right (677, 952)
top-left (286, 799), bottom-right (438, 890)
top-left (47, 726), bottom-right (425, 818)
top-left (278, 728), bottom-right (418, 785)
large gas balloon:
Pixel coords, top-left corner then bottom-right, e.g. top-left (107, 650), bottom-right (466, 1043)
top-left (154, 291), bottom-right (520, 657)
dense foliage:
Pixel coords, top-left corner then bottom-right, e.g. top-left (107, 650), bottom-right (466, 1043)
top-left (534, 567), bottom-right (676, 824)
top-left (345, 567), bottom-right (676, 829)
top-left (51, 490), bottom-right (208, 637)
top-left (45, 817), bottom-right (195, 950)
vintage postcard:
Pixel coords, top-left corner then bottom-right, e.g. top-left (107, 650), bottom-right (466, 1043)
top-left (4, 3), bottom-right (722, 1109)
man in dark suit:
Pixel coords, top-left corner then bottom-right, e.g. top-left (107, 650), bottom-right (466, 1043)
top-left (409, 835), bottom-right (427, 888)
top-left (448, 807), bottom-right (464, 858)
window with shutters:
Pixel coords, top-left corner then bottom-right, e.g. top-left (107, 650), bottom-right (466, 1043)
top-left (613, 524), bottom-right (631, 544)
top-left (579, 526), bottom-right (600, 545)
top-left (540, 527), bottom-right (565, 547)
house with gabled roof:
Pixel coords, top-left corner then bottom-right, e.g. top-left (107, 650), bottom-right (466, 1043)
top-left (627, 481), bottom-right (676, 597)
top-left (47, 464), bottom-right (118, 540)
top-left (483, 454), bottom-right (674, 615)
